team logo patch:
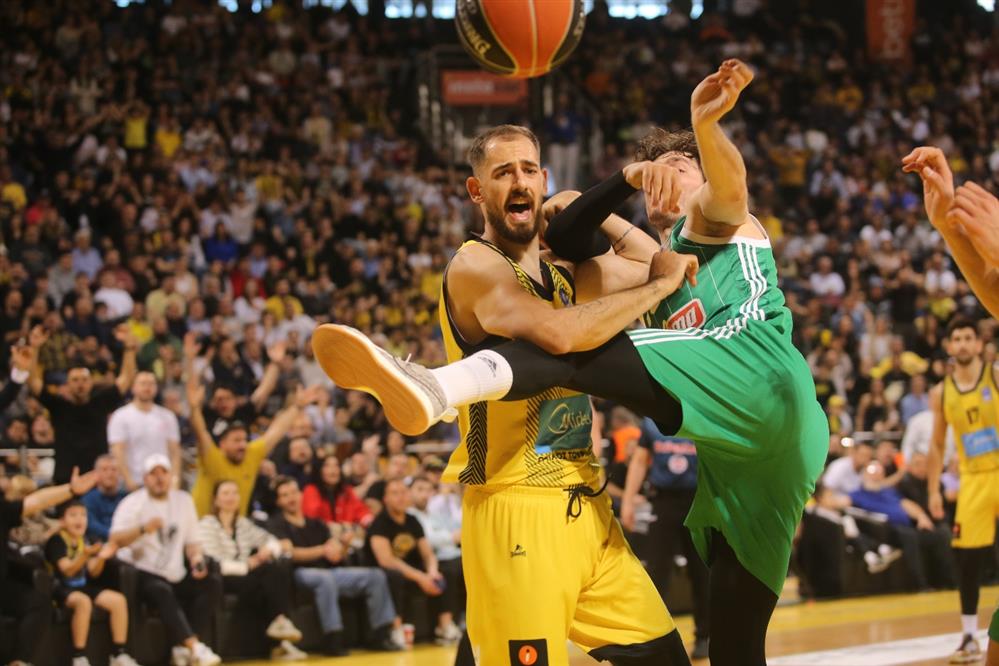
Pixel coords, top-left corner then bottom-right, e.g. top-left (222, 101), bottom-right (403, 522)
top-left (509, 639), bottom-right (548, 666)
top-left (983, 387), bottom-right (992, 401)
top-left (666, 298), bottom-right (706, 330)
top-left (668, 453), bottom-right (690, 475)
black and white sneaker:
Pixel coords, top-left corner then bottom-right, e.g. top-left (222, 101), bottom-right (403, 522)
top-left (312, 324), bottom-right (457, 435)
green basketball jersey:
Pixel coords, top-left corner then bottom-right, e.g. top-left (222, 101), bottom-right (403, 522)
top-left (638, 216), bottom-right (791, 338)
top-left (626, 215), bottom-right (828, 597)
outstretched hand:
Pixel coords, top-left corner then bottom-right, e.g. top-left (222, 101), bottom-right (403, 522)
top-left (901, 146), bottom-right (955, 227)
top-left (690, 59), bottom-right (754, 127)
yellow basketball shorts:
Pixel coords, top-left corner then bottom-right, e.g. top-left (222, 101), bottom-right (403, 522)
top-left (952, 471), bottom-right (999, 548)
top-left (462, 484), bottom-right (674, 666)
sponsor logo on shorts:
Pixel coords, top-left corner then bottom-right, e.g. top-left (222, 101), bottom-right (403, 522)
top-left (509, 639), bottom-right (548, 665)
top-left (665, 298), bottom-right (706, 330)
top-left (510, 544), bottom-right (527, 558)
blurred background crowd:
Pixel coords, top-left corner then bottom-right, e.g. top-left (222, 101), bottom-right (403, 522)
top-left (1, 0), bottom-right (998, 661)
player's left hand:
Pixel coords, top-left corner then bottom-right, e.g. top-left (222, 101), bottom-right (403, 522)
top-left (649, 250), bottom-right (699, 295)
top-left (690, 59), bottom-right (754, 127)
top-left (948, 181), bottom-right (999, 268)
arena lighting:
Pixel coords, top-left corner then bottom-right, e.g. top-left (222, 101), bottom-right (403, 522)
top-left (978, 0), bottom-right (995, 10)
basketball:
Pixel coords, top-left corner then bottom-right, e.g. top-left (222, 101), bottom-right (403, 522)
top-left (455, 0), bottom-right (586, 79)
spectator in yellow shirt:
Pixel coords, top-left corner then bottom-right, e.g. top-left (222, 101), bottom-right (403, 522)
top-left (188, 382), bottom-right (320, 517)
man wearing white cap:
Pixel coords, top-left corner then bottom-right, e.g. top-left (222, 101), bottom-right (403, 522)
top-left (110, 454), bottom-right (223, 666)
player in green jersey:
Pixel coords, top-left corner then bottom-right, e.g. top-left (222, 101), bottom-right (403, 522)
top-left (313, 60), bottom-right (827, 666)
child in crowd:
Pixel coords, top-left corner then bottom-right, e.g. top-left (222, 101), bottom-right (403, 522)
top-left (45, 501), bottom-right (141, 666)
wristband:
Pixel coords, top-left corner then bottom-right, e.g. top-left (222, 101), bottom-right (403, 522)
top-left (10, 368), bottom-right (29, 384)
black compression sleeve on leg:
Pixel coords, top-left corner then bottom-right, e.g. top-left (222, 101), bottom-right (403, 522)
top-left (956, 546), bottom-right (990, 616)
top-left (543, 170), bottom-right (638, 262)
top-left (494, 333), bottom-right (683, 434)
top-left (708, 530), bottom-right (778, 666)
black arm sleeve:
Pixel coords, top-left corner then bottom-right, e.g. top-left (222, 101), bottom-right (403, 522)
top-left (543, 170), bottom-right (639, 263)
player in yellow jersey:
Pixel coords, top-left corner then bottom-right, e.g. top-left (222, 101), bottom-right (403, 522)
top-left (327, 125), bottom-right (692, 665)
top-left (927, 318), bottom-right (999, 663)
top-left (905, 147), bottom-right (999, 665)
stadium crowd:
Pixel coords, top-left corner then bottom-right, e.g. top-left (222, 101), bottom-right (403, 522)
top-left (1, 0), bottom-right (998, 663)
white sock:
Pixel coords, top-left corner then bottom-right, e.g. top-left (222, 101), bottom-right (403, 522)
top-left (961, 614), bottom-right (978, 637)
top-left (430, 350), bottom-right (513, 408)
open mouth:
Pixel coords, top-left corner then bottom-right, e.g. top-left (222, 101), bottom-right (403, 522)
top-left (506, 199), bottom-right (533, 222)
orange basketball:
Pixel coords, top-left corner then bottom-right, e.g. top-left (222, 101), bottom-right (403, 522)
top-left (455, 0), bottom-right (586, 79)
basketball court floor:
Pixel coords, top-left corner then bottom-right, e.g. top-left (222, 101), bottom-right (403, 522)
top-left (242, 585), bottom-right (999, 665)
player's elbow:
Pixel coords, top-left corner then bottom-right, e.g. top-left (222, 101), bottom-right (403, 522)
top-left (531, 323), bottom-right (574, 356)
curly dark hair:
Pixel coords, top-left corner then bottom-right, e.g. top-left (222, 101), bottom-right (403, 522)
top-left (634, 128), bottom-right (700, 163)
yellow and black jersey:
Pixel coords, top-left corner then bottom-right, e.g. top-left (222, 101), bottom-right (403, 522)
top-left (943, 363), bottom-right (999, 475)
top-left (439, 239), bottom-right (601, 489)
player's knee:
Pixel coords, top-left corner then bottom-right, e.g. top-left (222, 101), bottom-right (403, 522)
top-left (588, 630), bottom-right (691, 666)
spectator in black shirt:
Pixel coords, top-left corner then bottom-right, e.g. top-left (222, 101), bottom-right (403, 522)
top-left (1, 467), bottom-right (97, 666)
top-left (266, 476), bottom-right (402, 656)
top-left (27, 326), bottom-right (138, 483)
top-left (366, 478), bottom-right (445, 633)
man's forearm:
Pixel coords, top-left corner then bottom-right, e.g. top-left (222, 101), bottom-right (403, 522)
top-left (545, 277), bottom-right (675, 354)
top-left (544, 171), bottom-right (637, 262)
top-left (23, 483), bottom-right (75, 516)
top-left (111, 524), bottom-right (145, 547)
top-left (622, 447), bottom-right (649, 502)
top-left (291, 545), bottom-right (327, 563)
top-left (116, 349), bottom-right (137, 394)
top-left (938, 226), bottom-right (999, 317)
top-left (692, 121), bottom-right (749, 224)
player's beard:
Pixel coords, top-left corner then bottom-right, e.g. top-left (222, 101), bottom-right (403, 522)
top-left (484, 197), bottom-right (542, 245)
top-left (953, 351), bottom-right (977, 366)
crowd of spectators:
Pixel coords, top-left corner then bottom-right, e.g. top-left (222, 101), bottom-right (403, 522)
top-left (2, 0), bottom-right (999, 662)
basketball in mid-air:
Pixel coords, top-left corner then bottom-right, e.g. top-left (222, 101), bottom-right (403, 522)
top-left (455, 0), bottom-right (586, 79)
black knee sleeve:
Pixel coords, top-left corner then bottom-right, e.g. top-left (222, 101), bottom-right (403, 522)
top-left (956, 546), bottom-right (990, 616)
top-left (589, 630), bottom-right (691, 666)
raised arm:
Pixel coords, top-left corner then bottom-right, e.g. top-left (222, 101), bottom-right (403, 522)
top-left (688, 59), bottom-right (753, 226)
top-left (27, 326), bottom-right (48, 396)
top-left (23, 467), bottom-right (97, 517)
top-left (250, 341), bottom-right (286, 411)
top-left (259, 386), bottom-right (318, 454)
top-left (902, 146), bottom-right (999, 317)
top-left (186, 383), bottom-right (215, 459)
top-left (114, 327), bottom-right (139, 396)
top-left (543, 162), bottom-right (671, 264)
top-left (448, 244), bottom-right (697, 356)
top-left (926, 382), bottom-right (948, 521)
